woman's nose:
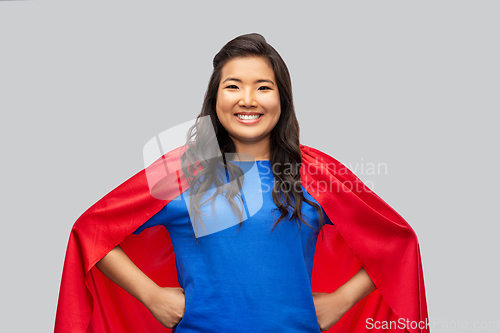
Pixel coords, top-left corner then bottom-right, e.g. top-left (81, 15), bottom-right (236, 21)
top-left (238, 90), bottom-right (257, 108)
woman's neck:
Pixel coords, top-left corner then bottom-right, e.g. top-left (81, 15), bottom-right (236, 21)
top-left (230, 137), bottom-right (271, 161)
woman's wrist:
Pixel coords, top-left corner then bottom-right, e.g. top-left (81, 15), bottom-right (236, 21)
top-left (329, 287), bottom-right (355, 314)
top-left (138, 283), bottom-right (163, 308)
top-left (329, 268), bottom-right (376, 314)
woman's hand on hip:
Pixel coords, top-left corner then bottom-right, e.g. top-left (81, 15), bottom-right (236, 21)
top-left (313, 267), bottom-right (377, 331)
top-left (312, 291), bottom-right (349, 332)
top-left (144, 286), bottom-right (185, 328)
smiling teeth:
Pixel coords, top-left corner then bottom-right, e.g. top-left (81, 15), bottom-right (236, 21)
top-left (237, 114), bottom-right (261, 120)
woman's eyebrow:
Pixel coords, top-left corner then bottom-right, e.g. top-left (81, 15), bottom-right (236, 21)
top-left (222, 77), bottom-right (275, 85)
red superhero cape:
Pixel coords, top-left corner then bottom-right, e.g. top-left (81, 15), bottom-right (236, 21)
top-left (54, 144), bottom-right (429, 333)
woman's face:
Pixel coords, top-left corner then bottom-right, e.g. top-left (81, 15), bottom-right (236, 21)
top-left (216, 56), bottom-right (281, 154)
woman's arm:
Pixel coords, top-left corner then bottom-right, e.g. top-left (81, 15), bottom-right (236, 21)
top-left (95, 245), bottom-right (185, 328)
top-left (313, 267), bottom-right (376, 331)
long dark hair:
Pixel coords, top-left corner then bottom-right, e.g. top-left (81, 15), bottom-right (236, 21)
top-left (181, 33), bottom-right (324, 235)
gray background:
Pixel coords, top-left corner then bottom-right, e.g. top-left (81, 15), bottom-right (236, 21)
top-left (1, 1), bottom-right (498, 332)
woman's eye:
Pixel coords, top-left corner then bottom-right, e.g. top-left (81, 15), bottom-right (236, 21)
top-left (258, 86), bottom-right (271, 90)
top-left (226, 85), bottom-right (239, 89)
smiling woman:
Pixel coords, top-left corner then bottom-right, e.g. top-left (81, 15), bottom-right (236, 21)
top-left (55, 33), bottom-right (429, 333)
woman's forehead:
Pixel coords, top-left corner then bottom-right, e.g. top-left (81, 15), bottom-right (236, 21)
top-left (220, 56), bottom-right (275, 82)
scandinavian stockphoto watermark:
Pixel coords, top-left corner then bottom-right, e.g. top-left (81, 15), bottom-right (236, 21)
top-left (366, 317), bottom-right (500, 331)
top-left (142, 116), bottom-right (389, 237)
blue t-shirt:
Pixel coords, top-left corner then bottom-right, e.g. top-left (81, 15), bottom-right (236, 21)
top-left (134, 160), bottom-right (333, 332)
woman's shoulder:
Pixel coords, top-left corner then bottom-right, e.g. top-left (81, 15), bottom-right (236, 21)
top-left (300, 144), bottom-right (342, 165)
top-left (300, 144), bottom-right (361, 181)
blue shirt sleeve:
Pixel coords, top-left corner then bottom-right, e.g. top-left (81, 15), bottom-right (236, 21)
top-left (321, 207), bottom-right (334, 225)
top-left (133, 206), bottom-right (168, 235)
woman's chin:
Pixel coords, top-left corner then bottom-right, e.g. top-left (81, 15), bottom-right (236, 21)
top-left (229, 132), bottom-right (271, 146)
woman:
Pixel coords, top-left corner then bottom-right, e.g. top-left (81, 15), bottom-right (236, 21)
top-left (55, 33), bottom-right (429, 332)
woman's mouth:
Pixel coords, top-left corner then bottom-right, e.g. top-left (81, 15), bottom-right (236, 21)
top-left (234, 113), bottom-right (263, 124)
top-left (236, 114), bottom-right (261, 120)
